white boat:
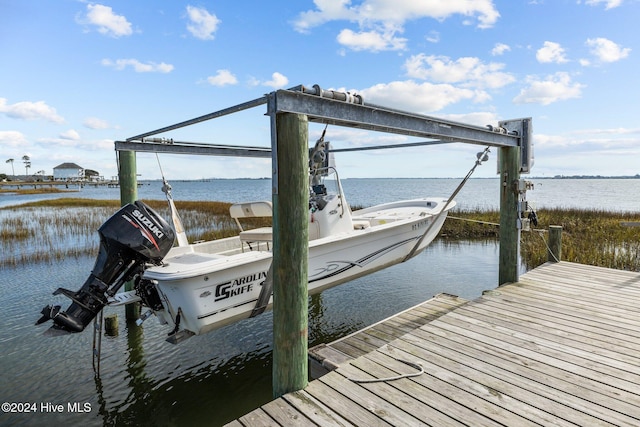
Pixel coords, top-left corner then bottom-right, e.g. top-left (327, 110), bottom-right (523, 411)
top-left (37, 140), bottom-right (454, 343)
top-left (139, 140), bottom-right (455, 342)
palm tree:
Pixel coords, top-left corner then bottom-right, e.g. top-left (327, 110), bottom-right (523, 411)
top-left (5, 158), bottom-right (15, 179)
top-left (22, 155), bottom-right (30, 180)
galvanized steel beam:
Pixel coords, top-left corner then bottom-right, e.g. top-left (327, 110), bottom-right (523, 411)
top-left (119, 85), bottom-right (525, 159)
top-left (125, 95), bottom-right (268, 142)
top-left (269, 89), bottom-right (519, 148)
top-left (115, 140), bottom-right (272, 158)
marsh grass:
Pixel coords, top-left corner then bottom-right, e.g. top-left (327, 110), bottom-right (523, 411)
top-left (0, 186), bottom-right (74, 195)
top-left (2, 199), bottom-right (639, 271)
top-left (441, 208), bottom-right (640, 271)
top-left (0, 198), bottom-right (270, 267)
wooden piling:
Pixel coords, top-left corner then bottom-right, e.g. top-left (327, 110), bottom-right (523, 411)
top-left (104, 314), bottom-right (119, 336)
top-left (272, 113), bottom-right (309, 399)
top-left (498, 146), bottom-right (520, 285)
top-left (117, 150), bottom-right (139, 320)
top-left (118, 150), bottom-right (138, 205)
top-left (548, 225), bottom-right (562, 262)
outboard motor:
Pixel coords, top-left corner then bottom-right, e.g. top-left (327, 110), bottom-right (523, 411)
top-left (36, 201), bottom-right (175, 334)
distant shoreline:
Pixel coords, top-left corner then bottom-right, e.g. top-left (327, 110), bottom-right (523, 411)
top-left (2, 175), bottom-right (639, 190)
top-left (534, 174), bottom-right (640, 180)
top-left (137, 175), bottom-right (640, 181)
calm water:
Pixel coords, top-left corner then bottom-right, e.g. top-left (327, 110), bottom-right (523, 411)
top-left (1, 178), bottom-right (639, 427)
top-left (3, 177), bottom-right (640, 211)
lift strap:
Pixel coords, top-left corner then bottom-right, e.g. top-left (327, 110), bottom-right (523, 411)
top-left (403, 147), bottom-right (490, 262)
top-left (250, 263), bottom-right (273, 318)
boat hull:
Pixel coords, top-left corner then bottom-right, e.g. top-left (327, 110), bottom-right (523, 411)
top-left (144, 198), bottom-right (453, 336)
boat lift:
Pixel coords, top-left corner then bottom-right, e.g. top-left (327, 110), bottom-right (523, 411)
top-left (114, 84), bottom-right (534, 397)
top-left (116, 84), bottom-right (532, 174)
top-left (115, 83), bottom-right (533, 283)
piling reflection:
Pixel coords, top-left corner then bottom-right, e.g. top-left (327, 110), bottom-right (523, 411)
top-left (90, 312), bottom-right (278, 426)
top-left (93, 319), bottom-right (152, 425)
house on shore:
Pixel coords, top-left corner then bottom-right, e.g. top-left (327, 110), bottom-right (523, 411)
top-left (53, 163), bottom-right (85, 181)
top-left (84, 169), bottom-right (100, 181)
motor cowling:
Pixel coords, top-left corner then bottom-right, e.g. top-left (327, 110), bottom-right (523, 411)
top-left (36, 201), bottom-right (175, 333)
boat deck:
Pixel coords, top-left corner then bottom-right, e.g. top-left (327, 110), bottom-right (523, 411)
top-left (353, 201), bottom-right (440, 226)
top-left (225, 261), bottom-right (640, 426)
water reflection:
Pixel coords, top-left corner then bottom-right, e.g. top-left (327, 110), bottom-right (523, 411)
top-left (93, 320), bottom-right (153, 426)
top-left (90, 318), bottom-right (276, 426)
top-left (1, 239), bottom-right (503, 426)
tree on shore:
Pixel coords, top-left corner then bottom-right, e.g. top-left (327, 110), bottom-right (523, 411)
top-left (5, 158), bottom-right (15, 179)
top-left (22, 155), bottom-right (31, 180)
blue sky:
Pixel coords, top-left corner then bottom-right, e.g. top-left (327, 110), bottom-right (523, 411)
top-left (1, 0), bottom-right (638, 180)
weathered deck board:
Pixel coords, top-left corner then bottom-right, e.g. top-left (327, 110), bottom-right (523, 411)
top-left (308, 292), bottom-right (469, 378)
top-left (225, 262), bottom-right (640, 426)
top-left (281, 390), bottom-right (355, 427)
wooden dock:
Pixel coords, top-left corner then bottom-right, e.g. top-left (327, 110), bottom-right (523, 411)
top-left (226, 261), bottom-right (640, 426)
top-left (308, 293), bottom-right (469, 379)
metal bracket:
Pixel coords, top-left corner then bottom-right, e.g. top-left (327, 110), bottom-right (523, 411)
top-left (267, 92), bottom-right (279, 195)
top-left (499, 118), bottom-right (534, 173)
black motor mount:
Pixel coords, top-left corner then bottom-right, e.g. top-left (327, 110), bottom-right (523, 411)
top-left (36, 201), bottom-right (175, 333)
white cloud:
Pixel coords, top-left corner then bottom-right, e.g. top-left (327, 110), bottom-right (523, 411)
top-left (39, 136), bottom-right (113, 150)
top-left (247, 76), bottom-right (261, 87)
top-left (337, 28), bottom-right (407, 51)
top-left (308, 127), bottom-right (408, 149)
top-left (263, 72), bottom-right (289, 89)
top-left (294, 0), bottom-right (500, 32)
top-left (536, 128), bottom-right (640, 161)
top-left (78, 4), bottom-right (133, 37)
top-left (536, 134), bottom-right (640, 163)
top-left (59, 129), bottom-right (80, 140)
top-left (0, 131), bottom-right (28, 147)
top-left (584, 0), bottom-right (623, 10)
top-left (0, 98), bottom-right (64, 123)
top-left (534, 133), bottom-right (570, 148)
top-left (513, 72), bottom-right (585, 105)
top-left (437, 112), bottom-right (501, 128)
top-left (83, 117), bottom-right (110, 129)
top-left (358, 80), bottom-right (477, 113)
top-left (101, 58), bottom-right (174, 73)
top-left (572, 127), bottom-right (640, 135)
top-left (293, 0), bottom-right (499, 52)
top-left (293, 0), bottom-right (356, 33)
top-left (85, 139), bottom-right (114, 151)
top-left (186, 5), bottom-right (221, 40)
top-left (425, 30), bottom-right (440, 43)
top-left (585, 37), bottom-right (630, 62)
top-left (247, 72), bottom-right (289, 88)
top-left (404, 54), bottom-right (515, 90)
top-left (536, 41), bottom-right (568, 63)
top-left (206, 69), bottom-right (238, 86)
top-left (491, 43), bottom-right (510, 56)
